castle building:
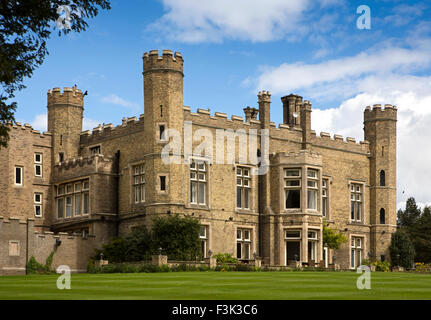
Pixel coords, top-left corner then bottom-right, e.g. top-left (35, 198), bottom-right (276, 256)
top-left (0, 50), bottom-right (397, 272)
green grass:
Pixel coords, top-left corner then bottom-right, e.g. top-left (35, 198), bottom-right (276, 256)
top-left (0, 272), bottom-right (430, 300)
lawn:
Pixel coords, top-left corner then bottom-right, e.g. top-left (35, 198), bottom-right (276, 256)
top-left (0, 271), bottom-right (430, 300)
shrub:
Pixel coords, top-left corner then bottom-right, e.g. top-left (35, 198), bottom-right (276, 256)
top-left (415, 262), bottom-right (431, 273)
top-left (214, 253), bottom-right (238, 264)
top-left (371, 261), bottom-right (390, 272)
top-left (26, 252), bottom-right (55, 274)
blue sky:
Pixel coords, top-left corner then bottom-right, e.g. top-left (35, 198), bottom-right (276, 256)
top-left (12, 0), bottom-right (431, 208)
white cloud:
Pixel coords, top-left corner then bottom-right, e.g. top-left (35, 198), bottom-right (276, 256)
top-left (256, 42), bottom-right (431, 97)
top-left (29, 113), bottom-right (100, 132)
top-left (252, 39), bottom-right (431, 210)
top-left (101, 94), bottom-right (140, 111)
top-left (148, 0), bottom-right (340, 43)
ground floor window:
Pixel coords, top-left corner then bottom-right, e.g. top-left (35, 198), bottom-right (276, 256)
top-left (200, 225), bottom-right (209, 258)
top-left (236, 228), bottom-right (252, 260)
top-left (351, 236), bottom-right (363, 269)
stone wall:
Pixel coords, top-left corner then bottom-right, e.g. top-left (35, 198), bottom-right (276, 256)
top-left (0, 218), bottom-right (102, 275)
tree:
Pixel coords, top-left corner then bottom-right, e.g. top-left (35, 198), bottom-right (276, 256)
top-left (152, 214), bottom-right (201, 261)
top-left (397, 197), bottom-right (421, 229)
top-left (322, 224), bottom-right (348, 250)
top-left (389, 229), bottom-right (416, 269)
top-left (410, 205), bottom-right (431, 263)
top-left (0, 0), bottom-right (111, 148)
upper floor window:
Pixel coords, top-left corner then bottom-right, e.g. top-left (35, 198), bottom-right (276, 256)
top-left (14, 166), bottom-right (23, 186)
top-left (90, 146), bottom-right (101, 156)
top-left (57, 179), bottom-right (89, 219)
top-left (190, 160), bottom-right (207, 205)
top-left (380, 170), bottom-right (386, 187)
top-left (236, 167), bottom-right (251, 209)
top-left (236, 228), bottom-right (252, 260)
top-left (350, 184), bottom-right (363, 222)
top-left (34, 193), bottom-right (42, 217)
top-left (285, 168), bottom-right (301, 209)
top-left (307, 169), bottom-right (319, 210)
top-left (322, 179), bottom-right (329, 217)
top-left (58, 152), bottom-right (64, 162)
top-left (133, 164), bottom-right (145, 203)
top-left (34, 153), bottom-right (42, 177)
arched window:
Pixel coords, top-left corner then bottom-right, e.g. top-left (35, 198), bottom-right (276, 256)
top-left (380, 170), bottom-right (386, 186)
top-left (380, 208), bottom-right (386, 224)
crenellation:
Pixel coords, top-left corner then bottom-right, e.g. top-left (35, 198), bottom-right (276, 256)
top-left (214, 112), bottom-right (227, 118)
top-left (197, 108), bottom-right (210, 115)
top-left (231, 115), bottom-right (244, 122)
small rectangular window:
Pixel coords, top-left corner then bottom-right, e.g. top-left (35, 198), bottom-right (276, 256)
top-left (159, 125), bottom-right (166, 140)
top-left (14, 166), bottom-right (23, 186)
top-left (34, 153), bottom-right (42, 163)
top-left (59, 152), bottom-right (64, 162)
top-left (35, 165), bottom-right (42, 177)
top-left (160, 176), bottom-right (166, 191)
top-left (34, 193), bottom-right (42, 217)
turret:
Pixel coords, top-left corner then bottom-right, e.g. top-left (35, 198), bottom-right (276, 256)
top-left (364, 104), bottom-right (397, 262)
top-left (143, 49), bottom-right (184, 150)
top-left (47, 86), bottom-right (84, 163)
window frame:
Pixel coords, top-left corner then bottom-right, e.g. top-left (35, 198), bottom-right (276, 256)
top-left (132, 164), bottom-right (146, 203)
top-left (34, 193), bottom-right (43, 218)
top-left (236, 166), bottom-right (252, 210)
top-left (14, 166), bottom-right (23, 186)
top-left (236, 228), bottom-right (253, 260)
top-left (350, 183), bottom-right (364, 222)
top-left (34, 153), bottom-right (43, 177)
top-left (350, 236), bottom-right (364, 269)
top-left (56, 179), bottom-right (90, 219)
top-left (284, 168), bottom-right (302, 209)
top-left (189, 159), bottom-right (208, 206)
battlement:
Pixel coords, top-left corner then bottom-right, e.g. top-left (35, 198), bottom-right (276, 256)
top-left (310, 130), bottom-right (370, 154)
top-left (143, 49), bottom-right (184, 75)
top-left (47, 86), bottom-right (84, 107)
top-left (364, 104), bottom-right (397, 122)
top-left (80, 114), bottom-right (145, 146)
top-left (7, 121), bottom-right (52, 140)
top-left (54, 153), bottom-right (113, 169)
top-left (271, 149), bottom-right (323, 167)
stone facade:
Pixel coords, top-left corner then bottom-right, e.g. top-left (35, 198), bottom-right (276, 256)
top-left (0, 49), bottom-right (397, 273)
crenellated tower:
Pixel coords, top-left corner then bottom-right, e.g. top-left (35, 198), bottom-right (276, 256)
top-left (364, 104), bottom-right (397, 262)
top-left (143, 49), bottom-right (184, 149)
top-left (142, 49), bottom-right (184, 208)
top-left (47, 87), bottom-right (84, 163)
